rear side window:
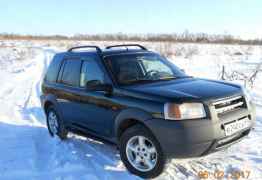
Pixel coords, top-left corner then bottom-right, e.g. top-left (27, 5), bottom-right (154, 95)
top-left (61, 59), bottom-right (81, 87)
top-left (45, 55), bottom-right (62, 83)
top-left (80, 57), bottom-right (104, 87)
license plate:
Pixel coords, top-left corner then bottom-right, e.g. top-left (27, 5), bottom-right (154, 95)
top-left (224, 118), bottom-right (250, 136)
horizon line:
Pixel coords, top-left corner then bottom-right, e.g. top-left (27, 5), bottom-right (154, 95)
top-left (1, 32), bottom-right (261, 41)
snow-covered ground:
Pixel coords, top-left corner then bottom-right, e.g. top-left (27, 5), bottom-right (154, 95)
top-left (0, 41), bottom-right (261, 180)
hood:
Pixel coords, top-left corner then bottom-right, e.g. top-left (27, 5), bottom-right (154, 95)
top-left (125, 78), bottom-right (242, 102)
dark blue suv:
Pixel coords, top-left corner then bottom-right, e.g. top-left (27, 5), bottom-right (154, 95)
top-left (41, 44), bottom-right (255, 178)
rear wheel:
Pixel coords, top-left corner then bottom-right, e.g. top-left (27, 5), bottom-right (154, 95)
top-left (46, 106), bottom-right (68, 140)
top-left (119, 124), bottom-right (167, 178)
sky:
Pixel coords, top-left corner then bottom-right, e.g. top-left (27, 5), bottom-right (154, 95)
top-left (0, 0), bottom-right (261, 39)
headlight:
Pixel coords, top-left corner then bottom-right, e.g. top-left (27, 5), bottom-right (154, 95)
top-left (164, 103), bottom-right (206, 120)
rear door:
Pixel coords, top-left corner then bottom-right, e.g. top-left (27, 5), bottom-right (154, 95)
top-left (55, 57), bottom-right (82, 124)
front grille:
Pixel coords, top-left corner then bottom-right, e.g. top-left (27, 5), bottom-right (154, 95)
top-left (213, 95), bottom-right (246, 115)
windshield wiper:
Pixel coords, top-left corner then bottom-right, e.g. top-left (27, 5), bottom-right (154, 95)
top-left (176, 76), bottom-right (193, 79)
top-left (122, 76), bottom-right (193, 85)
top-left (151, 76), bottom-right (193, 82)
top-left (158, 77), bottom-right (177, 81)
top-left (122, 79), bottom-right (155, 85)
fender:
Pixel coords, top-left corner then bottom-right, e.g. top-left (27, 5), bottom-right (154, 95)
top-left (42, 94), bottom-right (64, 124)
top-left (114, 108), bottom-right (153, 138)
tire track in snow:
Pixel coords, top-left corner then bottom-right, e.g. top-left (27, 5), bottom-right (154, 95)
top-left (20, 47), bottom-right (55, 125)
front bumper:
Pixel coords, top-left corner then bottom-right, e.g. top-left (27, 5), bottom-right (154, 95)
top-left (145, 103), bottom-right (256, 158)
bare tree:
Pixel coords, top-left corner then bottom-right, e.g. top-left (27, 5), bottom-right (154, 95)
top-left (220, 63), bottom-right (262, 88)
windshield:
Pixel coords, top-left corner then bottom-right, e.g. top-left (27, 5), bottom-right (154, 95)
top-left (105, 53), bottom-right (188, 85)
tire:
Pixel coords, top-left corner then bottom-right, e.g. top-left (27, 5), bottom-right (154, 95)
top-left (119, 124), bottom-right (167, 179)
top-left (46, 105), bottom-right (68, 140)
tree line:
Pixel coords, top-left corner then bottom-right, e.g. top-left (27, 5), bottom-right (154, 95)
top-left (1, 32), bottom-right (261, 45)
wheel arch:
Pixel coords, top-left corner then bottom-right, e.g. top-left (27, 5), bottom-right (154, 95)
top-left (114, 108), bottom-right (153, 140)
top-left (44, 101), bottom-right (53, 114)
top-left (43, 94), bottom-right (60, 115)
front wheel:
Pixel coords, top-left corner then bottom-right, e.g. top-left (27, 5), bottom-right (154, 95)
top-left (119, 124), bottom-right (167, 179)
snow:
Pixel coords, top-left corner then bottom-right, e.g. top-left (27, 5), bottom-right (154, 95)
top-left (0, 41), bottom-right (261, 180)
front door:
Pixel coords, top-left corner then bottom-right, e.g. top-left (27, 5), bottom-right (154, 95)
top-left (76, 56), bottom-right (118, 136)
top-left (56, 55), bottom-right (117, 137)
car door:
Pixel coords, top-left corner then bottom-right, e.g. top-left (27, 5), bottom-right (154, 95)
top-left (75, 55), bottom-right (118, 136)
top-left (55, 57), bottom-right (83, 124)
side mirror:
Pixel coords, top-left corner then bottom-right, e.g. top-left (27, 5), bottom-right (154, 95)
top-left (85, 80), bottom-right (113, 94)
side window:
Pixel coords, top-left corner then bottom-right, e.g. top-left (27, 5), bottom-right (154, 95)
top-left (80, 58), bottom-right (104, 87)
top-left (45, 55), bottom-right (62, 83)
top-left (61, 59), bottom-right (81, 87)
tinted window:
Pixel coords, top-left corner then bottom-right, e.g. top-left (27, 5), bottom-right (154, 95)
top-left (45, 54), bottom-right (62, 83)
top-left (61, 59), bottom-right (81, 86)
top-left (80, 57), bottom-right (104, 87)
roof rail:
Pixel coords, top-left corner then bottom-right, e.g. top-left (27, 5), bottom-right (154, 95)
top-left (68, 46), bottom-right (102, 54)
top-left (105, 44), bottom-right (147, 50)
